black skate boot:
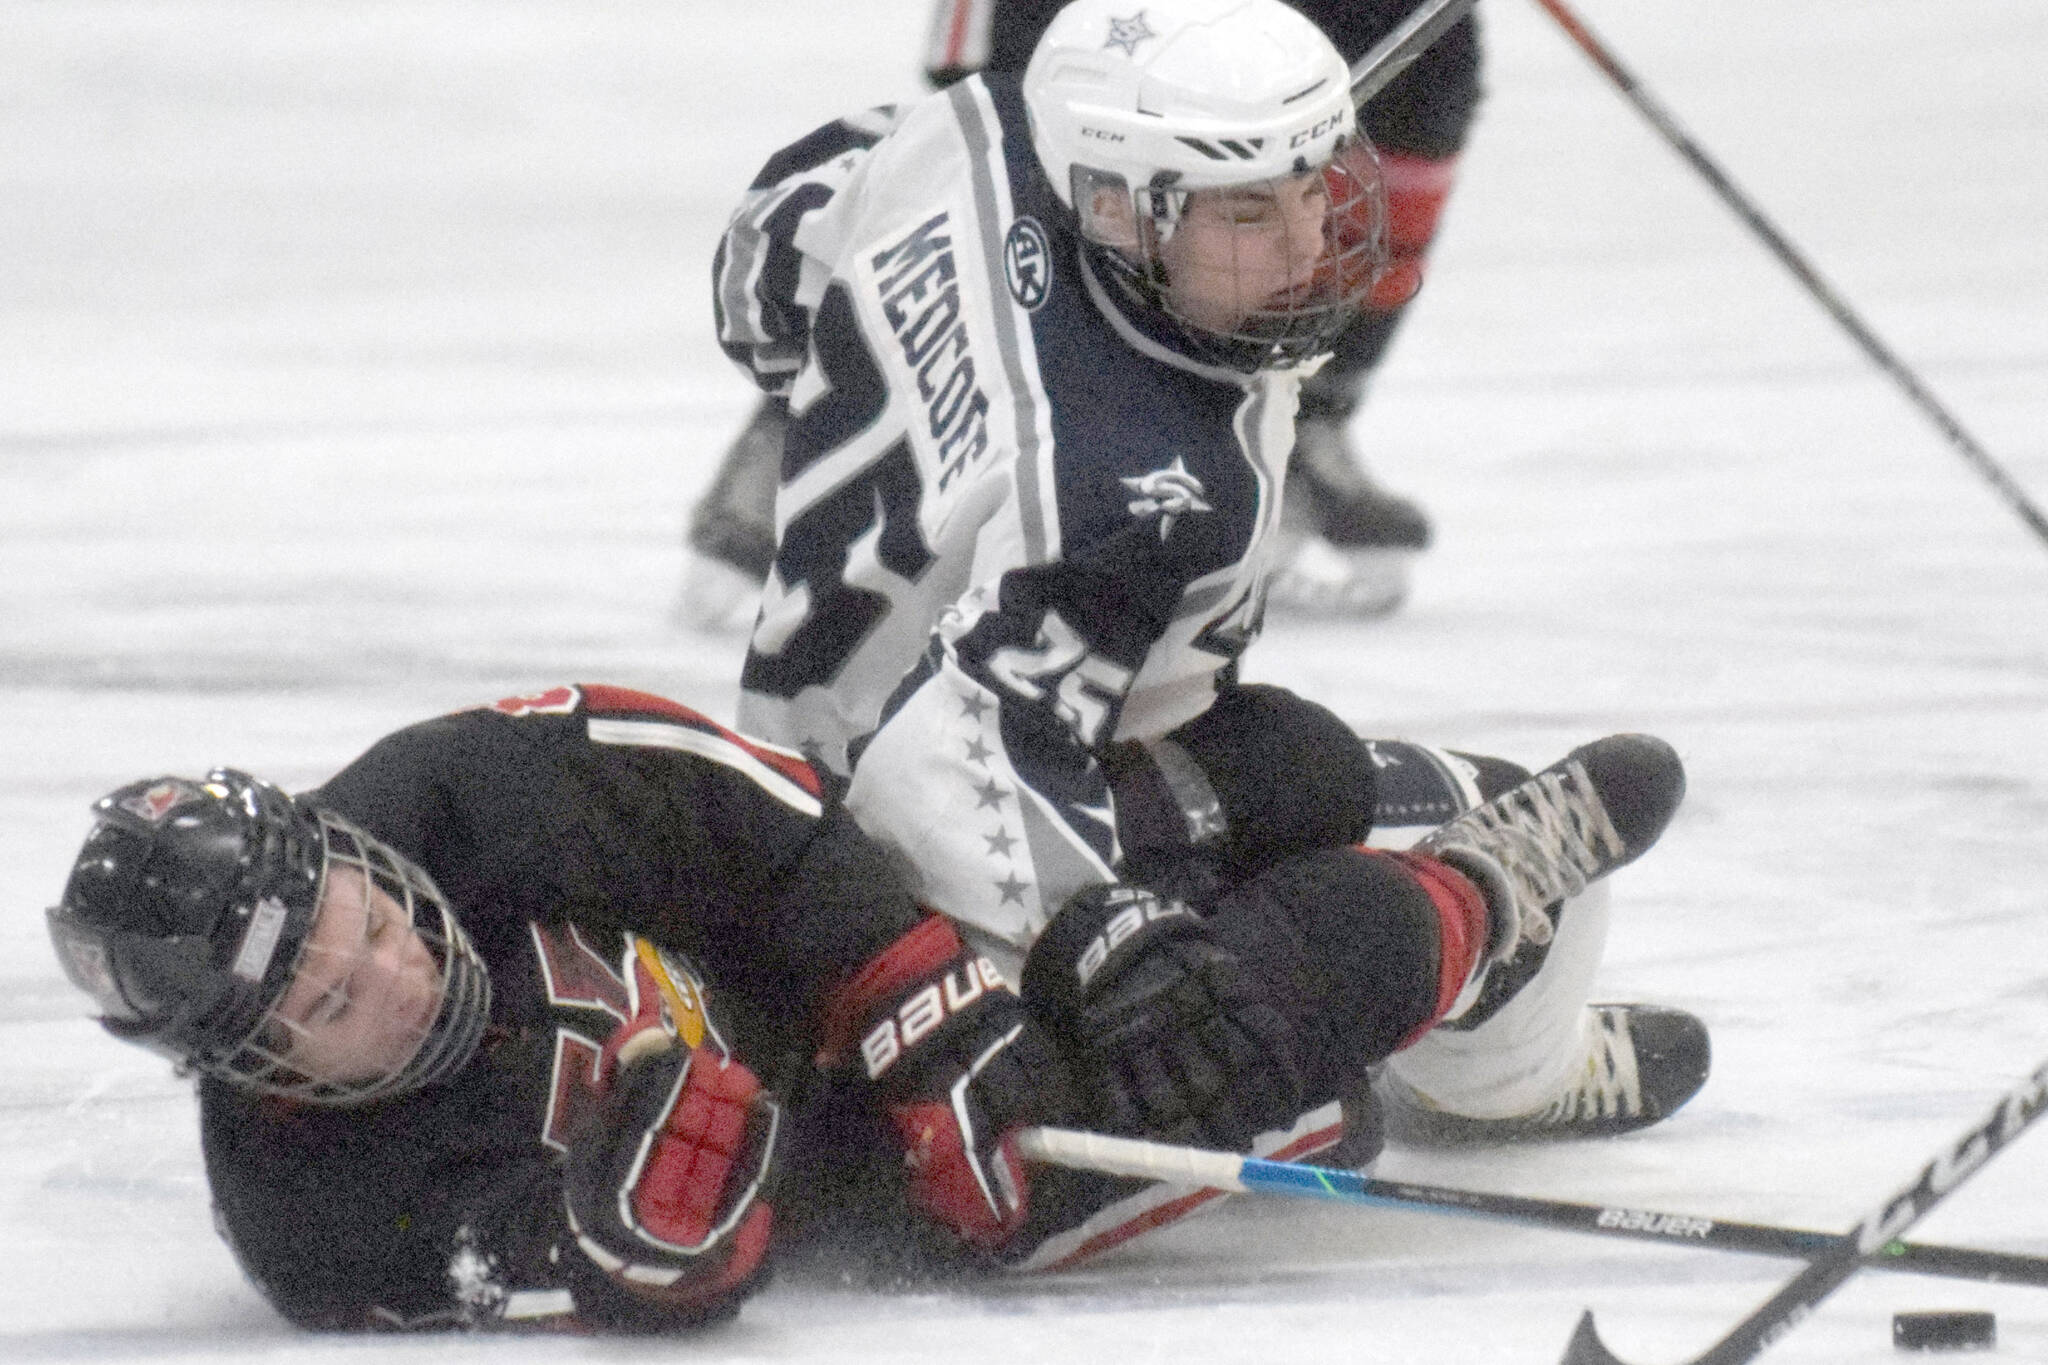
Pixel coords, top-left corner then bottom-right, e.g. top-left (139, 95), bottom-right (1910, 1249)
top-left (1381, 1004), bottom-right (1711, 1144)
top-left (673, 397), bottom-right (784, 632)
top-left (1268, 414), bottom-right (1433, 619)
top-left (1418, 732), bottom-right (1686, 950)
top-left (1381, 734), bottom-right (1707, 1143)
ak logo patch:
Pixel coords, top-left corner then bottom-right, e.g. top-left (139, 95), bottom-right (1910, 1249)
top-left (1003, 217), bottom-right (1051, 311)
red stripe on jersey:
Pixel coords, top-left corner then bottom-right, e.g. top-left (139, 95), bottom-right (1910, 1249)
top-left (577, 684), bottom-right (825, 799)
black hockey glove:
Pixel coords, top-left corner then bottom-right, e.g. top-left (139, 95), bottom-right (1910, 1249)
top-left (1022, 884), bottom-right (1305, 1151)
top-left (817, 915), bottom-right (1072, 1256)
top-left (562, 946), bottom-right (778, 1326)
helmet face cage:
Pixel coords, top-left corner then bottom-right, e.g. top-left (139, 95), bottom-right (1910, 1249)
top-left (213, 808), bottom-right (492, 1106)
top-left (1073, 140), bottom-right (1388, 371)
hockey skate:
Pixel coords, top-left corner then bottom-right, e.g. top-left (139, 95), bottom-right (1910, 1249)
top-left (1420, 732), bottom-right (1686, 947)
top-left (1266, 413), bottom-right (1433, 620)
top-left (672, 398), bottom-right (784, 633)
top-left (1381, 1004), bottom-right (1710, 1145)
top-left (1381, 733), bottom-right (1711, 1143)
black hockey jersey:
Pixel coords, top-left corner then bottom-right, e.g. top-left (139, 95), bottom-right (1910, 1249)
top-left (199, 683), bottom-right (922, 1330)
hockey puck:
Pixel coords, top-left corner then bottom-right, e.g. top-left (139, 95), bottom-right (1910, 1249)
top-left (1893, 1311), bottom-right (1996, 1351)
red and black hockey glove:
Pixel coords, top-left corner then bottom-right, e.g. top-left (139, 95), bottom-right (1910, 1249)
top-left (562, 946), bottom-right (778, 1324)
top-left (1022, 884), bottom-right (1305, 1152)
top-left (817, 915), bottom-right (1071, 1255)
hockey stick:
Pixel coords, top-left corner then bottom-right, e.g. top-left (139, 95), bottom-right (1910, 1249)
top-left (1529, 0), bottom-right (2048, 555)
top-left (1559, 1056), bottom-right (2048, 1365)
top-left (1014, 1126), bottom-right (2048, 1289)
top-left (1348, 0), bottom-right (1480, 106)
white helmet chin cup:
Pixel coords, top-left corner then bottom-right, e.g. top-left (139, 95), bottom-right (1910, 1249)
top-left (1025, 0), bottom-right (1358, 212)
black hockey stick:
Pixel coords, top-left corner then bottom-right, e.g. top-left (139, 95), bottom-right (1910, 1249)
top-left (1348, 0), bottom-right (1480, 106)
top-left (1530, 0), bottom-right (2048, 555)
top-left (1015, 1127), bottom-right (2048, 1289)
top-left (1559, 1057), bottom-right (2048, 1365)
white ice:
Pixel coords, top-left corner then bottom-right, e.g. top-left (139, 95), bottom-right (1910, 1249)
top-left (4, 1), bottom-right (2047, 1361)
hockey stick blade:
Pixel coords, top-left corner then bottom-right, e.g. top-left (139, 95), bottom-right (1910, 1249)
top-left (1560, 1057), bottom-right (2048, 1365)
top-left (1015, 1127), bottom-right (2048, 1289)
top-left (1348, 0), bottom-right (1479, 106)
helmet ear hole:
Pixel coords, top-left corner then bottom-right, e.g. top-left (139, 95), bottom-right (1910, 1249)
top-left (1073, 167), bottom-right (1141, 248)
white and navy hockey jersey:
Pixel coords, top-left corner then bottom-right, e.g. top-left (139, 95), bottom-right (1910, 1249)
top-left (718, 74), bottom-right (1312, 949)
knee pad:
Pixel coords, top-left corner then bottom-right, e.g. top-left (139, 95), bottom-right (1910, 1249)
top-left (1107, 685), bottom-right (1377, 885)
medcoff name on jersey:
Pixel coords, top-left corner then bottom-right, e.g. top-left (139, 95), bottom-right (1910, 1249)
top-left (870, 212), bottom-right (993, 492)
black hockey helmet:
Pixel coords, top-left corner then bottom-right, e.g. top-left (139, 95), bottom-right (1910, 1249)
top-left (48, 770), bottom-right (491, 1105)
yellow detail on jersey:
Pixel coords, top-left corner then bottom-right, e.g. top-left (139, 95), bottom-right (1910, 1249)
top-left (632, 937), bottom-right (707, 1049)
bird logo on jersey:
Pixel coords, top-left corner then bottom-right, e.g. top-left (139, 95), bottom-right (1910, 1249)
top-left (1104, 13), bottom-right (1157, 58)
top-left (1121, 457), bottom-right (1212, 540)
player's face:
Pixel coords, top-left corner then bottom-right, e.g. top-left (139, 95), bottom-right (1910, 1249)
top-left (270, 865), bottom-right (442, 1088)
top-left (1158, 170), bottom-right (1332, 335)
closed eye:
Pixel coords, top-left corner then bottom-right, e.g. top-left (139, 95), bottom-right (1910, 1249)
top-left (309, 980), bottom-right (352, 1027)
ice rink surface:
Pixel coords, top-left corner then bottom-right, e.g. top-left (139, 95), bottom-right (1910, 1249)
top-left (4, 1), bottom-right (2047, 1360)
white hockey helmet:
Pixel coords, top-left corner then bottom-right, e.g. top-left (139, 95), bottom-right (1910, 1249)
top-left (1023, 0), bottom-right (1388, 369)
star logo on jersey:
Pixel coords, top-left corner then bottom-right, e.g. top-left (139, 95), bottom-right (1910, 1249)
top-left (1121, 457), bottom-right (1212, 540)
top-left (1104, 12), bottom-right (1157, 58)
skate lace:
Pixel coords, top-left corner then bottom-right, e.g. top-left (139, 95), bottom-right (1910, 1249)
top-left (1429, 760), bottom-right (1627, 920)
top-left (1541, 1007), bottom-right (1643, 1124)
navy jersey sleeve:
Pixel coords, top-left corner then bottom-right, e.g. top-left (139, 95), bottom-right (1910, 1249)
top-left (713, 106), bottom-right (907, 399)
